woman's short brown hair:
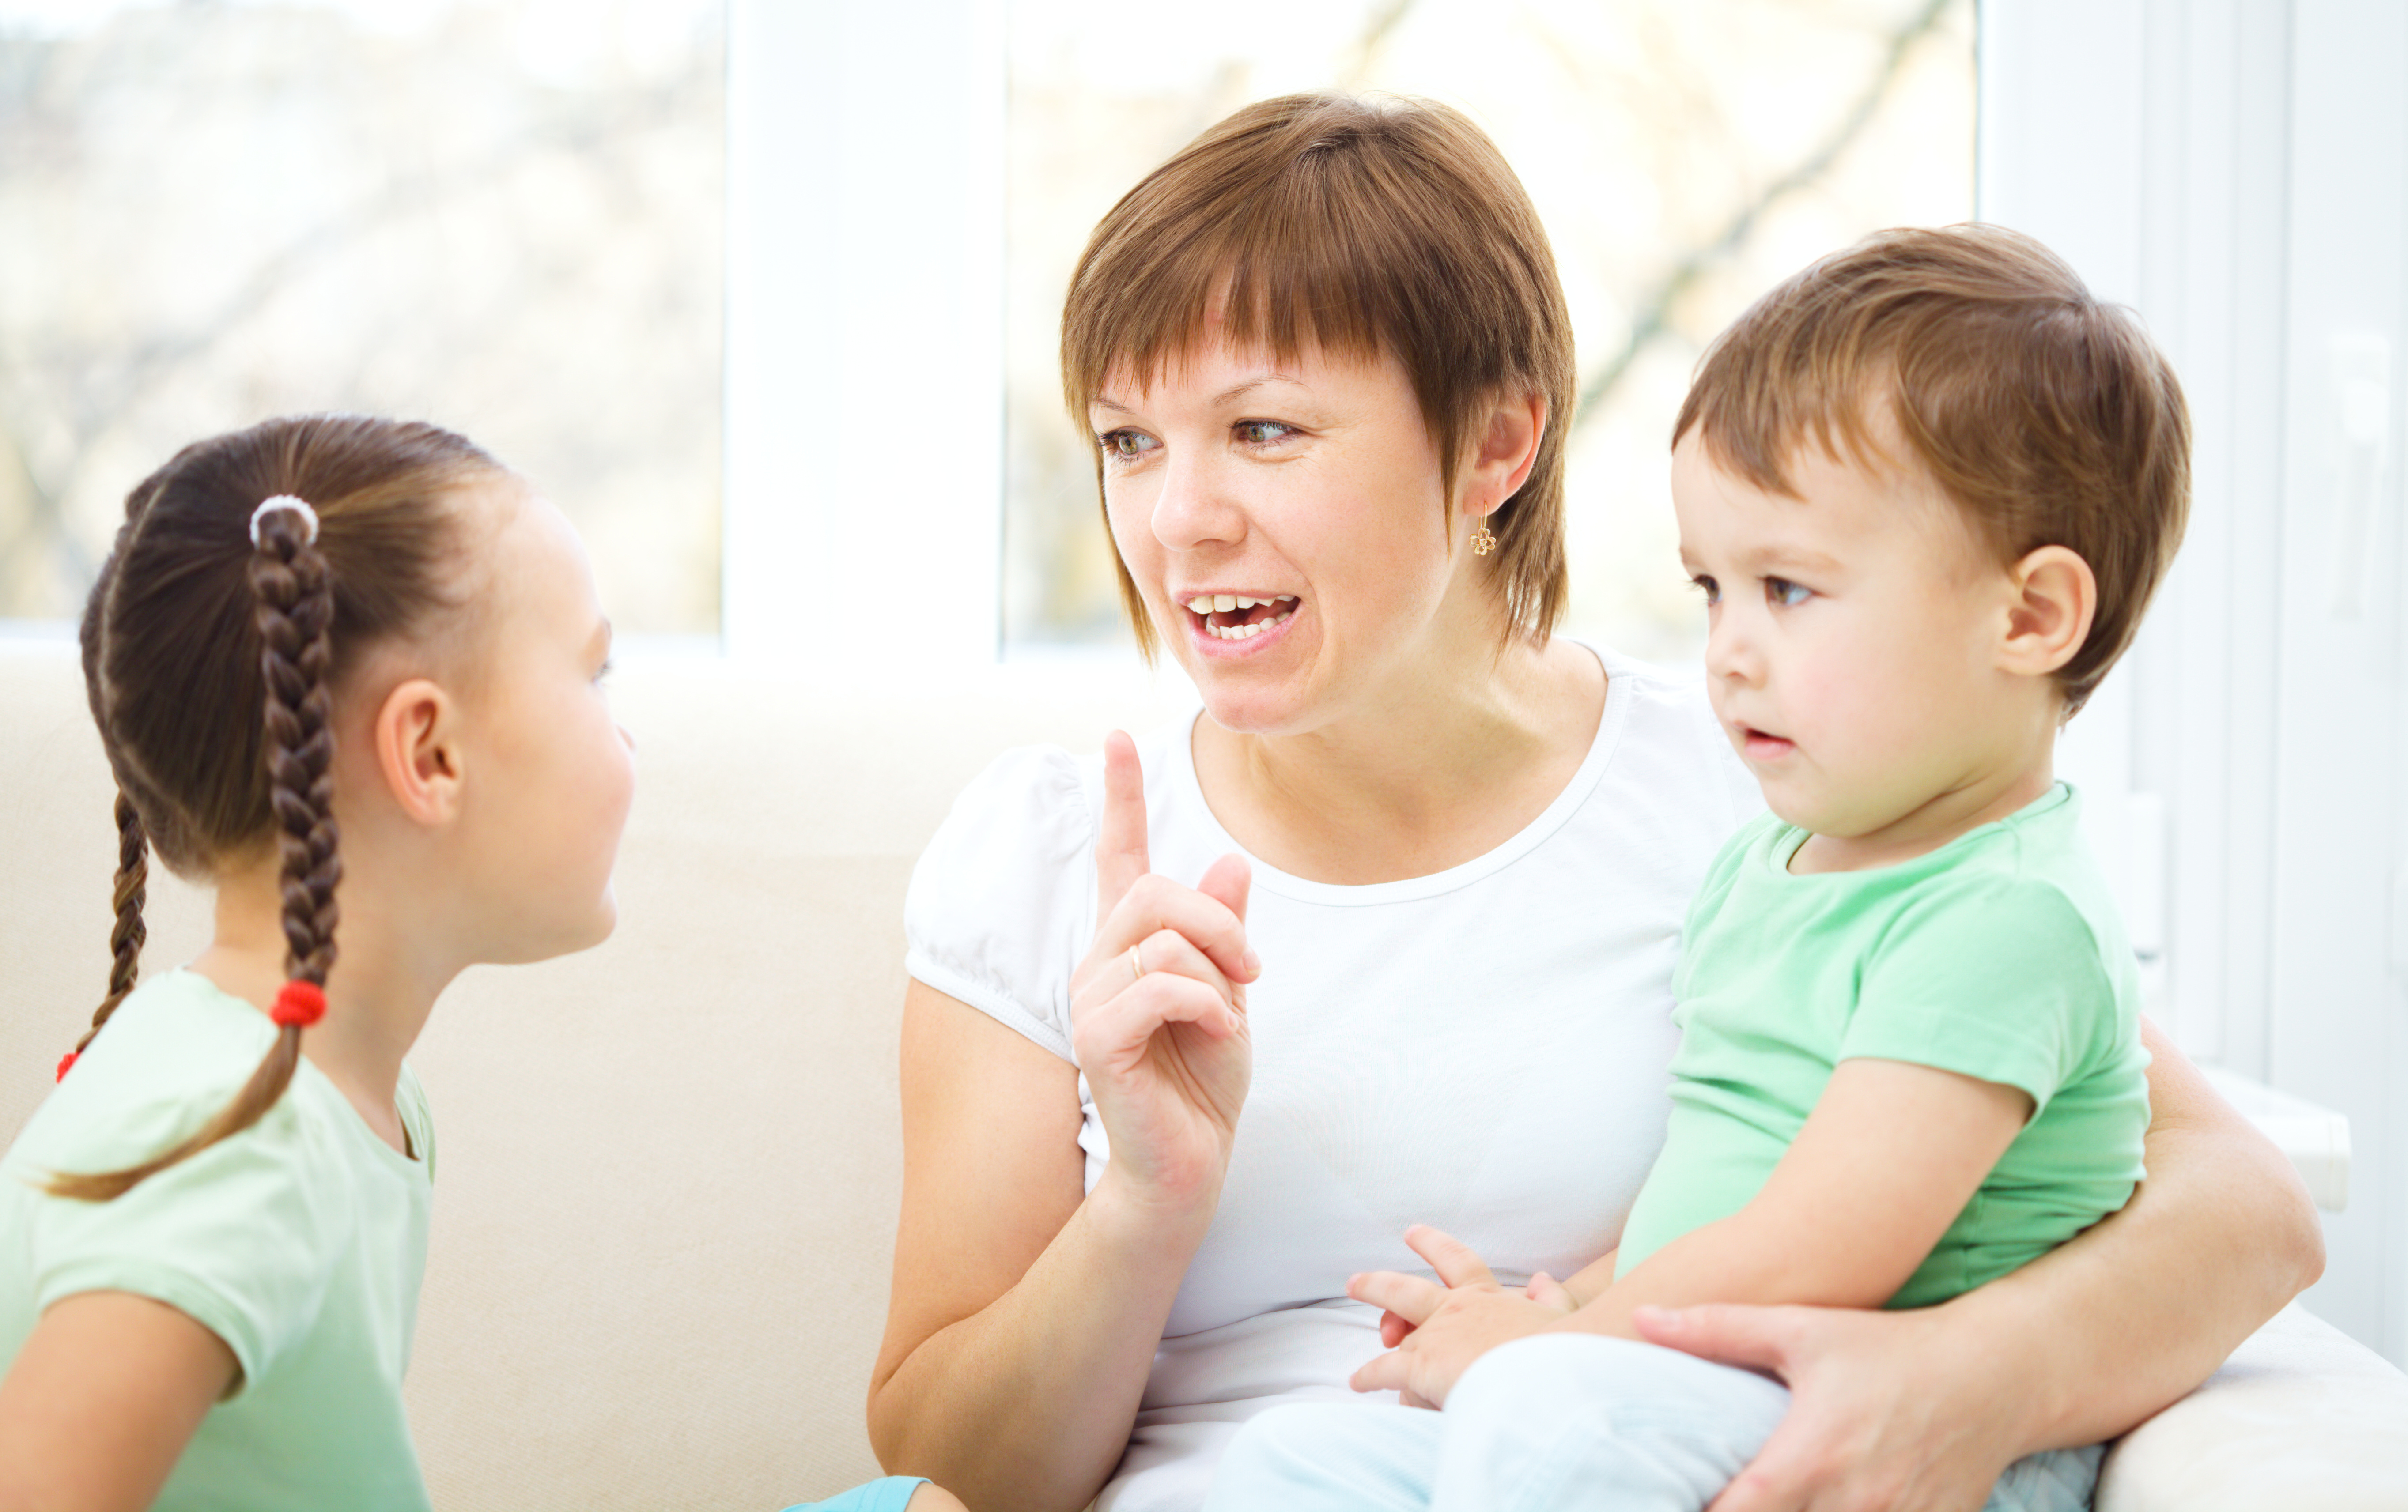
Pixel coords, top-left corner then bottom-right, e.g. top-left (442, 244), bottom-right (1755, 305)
top-left (1062, 92), bottom-right (1576, 655)
top-left (1674, 223), bottom-right (2190, 716)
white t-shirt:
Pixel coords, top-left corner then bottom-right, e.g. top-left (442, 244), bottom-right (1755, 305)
top-left (904, 648), bottom-right (1758, 1512)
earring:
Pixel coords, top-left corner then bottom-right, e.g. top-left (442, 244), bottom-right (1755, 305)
top-left (1471, 516), bottom-right (1498, 556)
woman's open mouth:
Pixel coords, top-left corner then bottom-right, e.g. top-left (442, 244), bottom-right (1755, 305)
top-left (1182, 592), bottom-right (1298, 642)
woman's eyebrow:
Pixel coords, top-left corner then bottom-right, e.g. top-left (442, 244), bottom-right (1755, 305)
top-left (1209, 373), bottom-right (1302, 407)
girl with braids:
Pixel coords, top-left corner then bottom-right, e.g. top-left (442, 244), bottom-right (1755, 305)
top-left (0, 416), bottom-right (962, 1512)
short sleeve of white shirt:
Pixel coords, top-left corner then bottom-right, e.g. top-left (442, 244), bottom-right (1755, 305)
top-left (904, 743), bottom-right (1096, 1064)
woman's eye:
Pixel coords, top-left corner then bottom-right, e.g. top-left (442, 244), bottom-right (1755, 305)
top-left (1767, 577), bottom-right (1813, 608)
top-left (1234, 420), bottom-right (1294, 446)
top-left (1688, 574), bottom-right (1720, 607)
top-left (1097, 429), bottom-right (1157, 460)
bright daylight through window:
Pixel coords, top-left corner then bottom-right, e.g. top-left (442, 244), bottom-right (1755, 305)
top-left (1002, 0), bottom-right (1974, 663)
top-left (0, 0), bottom-right (724, 637)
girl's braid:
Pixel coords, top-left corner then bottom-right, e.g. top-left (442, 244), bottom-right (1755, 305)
top-left (56, 794), bottom-right (148, 1082)
top-left (249, 510), bottom-right (341, 988)
top-left (90, 792), bottom-right (147, 1040)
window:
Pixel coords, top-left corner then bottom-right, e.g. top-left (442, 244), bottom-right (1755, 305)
top-left (1000, 0), bottom-right (1976, 660)
top-left (0, 0), bottom-right (724, 638)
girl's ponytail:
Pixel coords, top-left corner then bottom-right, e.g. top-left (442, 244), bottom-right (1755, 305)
top-left (48, 502), bottom-right (342, 1202)
top-left (51, 416), bottom-right (492, 1201)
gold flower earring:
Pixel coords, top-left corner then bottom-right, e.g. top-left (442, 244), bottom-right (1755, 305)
top-left (1472, 512), bottom-right (1498, 556)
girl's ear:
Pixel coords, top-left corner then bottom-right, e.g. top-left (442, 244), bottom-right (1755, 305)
top-left (1997, 544), bottom-right (2098, 679)
top-left (1463, 389), bottom-right (1547, 525)
top-left (371, 678), bottom-right (464, 826)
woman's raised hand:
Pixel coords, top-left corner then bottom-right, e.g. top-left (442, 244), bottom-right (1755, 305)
top-left (1068, 731), bottom-right (1258, 1214)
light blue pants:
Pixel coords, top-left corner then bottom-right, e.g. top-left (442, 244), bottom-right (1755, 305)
top-left (777, 1474), bottom-right (929, 1512)
top-left (1202, 1335), bottom-right (2101, 1512)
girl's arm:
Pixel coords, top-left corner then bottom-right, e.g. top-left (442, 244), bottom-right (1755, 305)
top-left (1634, 1020), bottom-right (2323, 1512)
top-left (0, 1291), bottom-right (236, 1512)
top-left (1350, 1058), bottom-right (2031, 1403)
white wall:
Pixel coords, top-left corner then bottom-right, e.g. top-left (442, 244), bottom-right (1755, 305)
top-left (1982, 0), bottom-right (2408, 1364)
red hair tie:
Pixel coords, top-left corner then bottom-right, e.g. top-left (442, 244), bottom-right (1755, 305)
top-left (270, 980), bottom-right (327, 1029)
top-left (54, 1050), bottom-right (77, 1082)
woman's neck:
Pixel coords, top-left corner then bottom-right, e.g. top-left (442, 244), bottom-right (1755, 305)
top-left (1194, 634), bottom-right (1606, 886)
top-left (189, 854), bottom-right (450, 1157)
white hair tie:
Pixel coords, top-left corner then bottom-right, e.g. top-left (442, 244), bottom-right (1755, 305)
top-left (249, 494), bottom-right (321, 548)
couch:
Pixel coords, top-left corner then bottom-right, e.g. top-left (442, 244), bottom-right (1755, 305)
top-left (3, 647), bottom-right (2403, 1511)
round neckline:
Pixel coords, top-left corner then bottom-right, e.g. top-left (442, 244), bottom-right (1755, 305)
top-left (1762, 781), bottom-right (2076, 881)
top-left (1165, 640), bottom-right (1634, 907)
top-left (167, 967), bottom-right (427, 1173)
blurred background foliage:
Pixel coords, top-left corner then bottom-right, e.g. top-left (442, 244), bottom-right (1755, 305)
top-left (0, 0), bottom-right (1969, 660)
top-left (0, 0), bottom-right (724, 635)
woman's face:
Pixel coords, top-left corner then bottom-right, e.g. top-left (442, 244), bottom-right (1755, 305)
top-left (1091, 340), bottom-right (1498, 735)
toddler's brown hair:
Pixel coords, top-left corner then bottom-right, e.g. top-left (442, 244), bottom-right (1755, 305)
top-left (1674, 224), bottom-right (2190, 715)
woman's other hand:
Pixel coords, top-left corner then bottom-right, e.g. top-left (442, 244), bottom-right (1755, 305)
top-left (1067, 730), bottom-right (1258, 1211)
top-left (1346, 1225), bottom-right (1573, 1408)
top-left (1633, 1302), bottom-right (2012, 1512)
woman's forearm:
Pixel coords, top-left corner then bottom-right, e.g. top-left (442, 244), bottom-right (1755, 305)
top-left (1939, 1021), bottom-right (2324, 1454)
top-left (869, 1171), bottom-right (1213, 1512)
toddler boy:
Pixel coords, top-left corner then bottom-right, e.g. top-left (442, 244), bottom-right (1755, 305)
top-left (1203, 223), bottom-right (2187, 1512)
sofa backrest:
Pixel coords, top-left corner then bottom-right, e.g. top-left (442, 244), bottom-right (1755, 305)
top-left (0, 645), bottom-right (1186, 1510)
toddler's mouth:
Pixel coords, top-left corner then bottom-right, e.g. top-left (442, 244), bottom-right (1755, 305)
top-left (1741, 725), bottom-right (1796, 758)
top-left (1182, 592), bottom-right (1298, 642)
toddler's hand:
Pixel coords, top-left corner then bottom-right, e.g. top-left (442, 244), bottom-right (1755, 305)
top-left (1345, 1225), bottom-right (1576, 1408)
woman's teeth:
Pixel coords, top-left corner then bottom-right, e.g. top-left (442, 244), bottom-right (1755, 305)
top-left (1182, 593), bottom-right (1298, 641)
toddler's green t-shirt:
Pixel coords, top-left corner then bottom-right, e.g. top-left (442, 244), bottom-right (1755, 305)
top-left (1615, 784), bottom-right (2149, 1308)
top-left (0, 969), bottom-right (434, 1511)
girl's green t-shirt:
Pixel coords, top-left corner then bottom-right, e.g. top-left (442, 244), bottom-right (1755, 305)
top-left (0, 970), bottom-right (434, 1511)
top-left (1616, 784), bottom-right (2150, 1308)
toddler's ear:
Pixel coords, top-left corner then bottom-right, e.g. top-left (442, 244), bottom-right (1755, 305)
top-left (1997, 545), bottom-right (2096, 679)
top-left (372, 677), bottom-right (465, 826)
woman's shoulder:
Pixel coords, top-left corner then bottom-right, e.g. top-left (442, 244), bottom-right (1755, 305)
top-left (1576, 643), bottom-right (1761, 828)
top-left (905, 728), bottom-right (1187, 1062)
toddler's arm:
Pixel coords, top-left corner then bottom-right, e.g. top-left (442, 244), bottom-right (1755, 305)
top-left (0, 1291), bottom-right (235, 1512)
top-left (1351, 1058), bottom-right (2030, 1404)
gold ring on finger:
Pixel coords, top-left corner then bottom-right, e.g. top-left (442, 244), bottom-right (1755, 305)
top-left (1127, 943), bottom-right (1144, 987)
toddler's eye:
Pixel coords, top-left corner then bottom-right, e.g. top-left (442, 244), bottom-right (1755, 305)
top-left (1234, 420), bottom-right (1295, 446)
top-left (1097, 429), bottom-right (1157, 460)
top-left (1767, 577), bottom-right (1813, 608)
top-left (593, 658), bottom-right (615, 687)
top-left (1687, 574), bottom-right (1720, 607)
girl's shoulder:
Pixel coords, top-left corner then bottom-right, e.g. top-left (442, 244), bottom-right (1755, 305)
top-left (9, 972), bottom-right (290, 1178)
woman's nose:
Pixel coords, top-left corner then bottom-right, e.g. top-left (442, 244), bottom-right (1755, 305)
top-left (1150, 451), bottom-right (1245, 552)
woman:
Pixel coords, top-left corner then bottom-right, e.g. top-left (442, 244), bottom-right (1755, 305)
top-left (867, 94), bottom-right (2319, 1512)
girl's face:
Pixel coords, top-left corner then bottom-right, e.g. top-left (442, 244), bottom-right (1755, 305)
top-left (446, 483), bottom-right (636, 964)
top-left (1091, 340), bottom-right (1503, 736)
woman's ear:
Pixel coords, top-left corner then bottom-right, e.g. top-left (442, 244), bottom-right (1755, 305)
top-left (371, 678), bottom-right (464, 827)
top-left (1997, 545), bottom-right (2098, 679)
top-left (1463, 390), bottom-right (1547, 525)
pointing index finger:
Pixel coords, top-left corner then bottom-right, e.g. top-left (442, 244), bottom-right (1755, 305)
top-left (1095, 730), bottom-right (1150, 919)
